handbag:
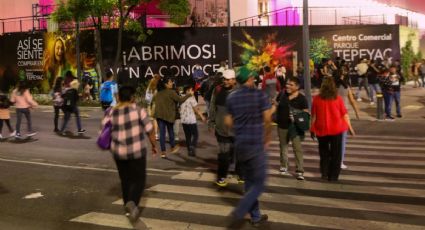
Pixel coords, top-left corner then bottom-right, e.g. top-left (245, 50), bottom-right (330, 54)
top-left (290, 107), bottom-right (310, 131)
top-left (97, 121), bottom-right (112, 150)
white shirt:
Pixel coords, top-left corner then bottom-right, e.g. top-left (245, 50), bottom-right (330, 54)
top-left (180, 96), bottom-right (198, 124)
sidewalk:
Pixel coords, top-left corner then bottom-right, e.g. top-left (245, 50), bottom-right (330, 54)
top-left (348, 83), bottom-right (425, 122)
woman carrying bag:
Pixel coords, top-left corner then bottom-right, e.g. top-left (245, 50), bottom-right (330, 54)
top-left (100, 85), bottom-right (157, 222)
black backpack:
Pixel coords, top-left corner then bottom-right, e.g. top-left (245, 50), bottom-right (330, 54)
top-left (62, 89), bottom-right (76, 111)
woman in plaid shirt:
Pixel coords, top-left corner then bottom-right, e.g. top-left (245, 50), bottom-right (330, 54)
top-left (101, 85), bottom-right (157, 222)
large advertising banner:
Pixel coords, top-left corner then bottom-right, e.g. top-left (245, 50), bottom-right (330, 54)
top-left (0, 25), bottom-right (400, 93)
top-left (102, 25), bottom-right (399, 84)
top-left (0, 33), bottom-right (44, 92)
top-left (0, 31), bottom-right (93, 93)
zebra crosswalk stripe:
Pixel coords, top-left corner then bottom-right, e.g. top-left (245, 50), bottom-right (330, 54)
top-left (172, 171), bottom-right (425, 198)
top-left (107, 197), bottom-right (424, 230)
top-left (69, 133), bottom-right (425, 229)
top-left (70, 212), bottom-right (222, 230)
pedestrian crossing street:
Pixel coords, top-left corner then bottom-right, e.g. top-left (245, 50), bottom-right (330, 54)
top-left (70, 134), bottom-right (425, 229)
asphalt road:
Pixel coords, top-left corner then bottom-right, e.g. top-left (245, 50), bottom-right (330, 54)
top-left (0, 95), bottom-right (424, 229)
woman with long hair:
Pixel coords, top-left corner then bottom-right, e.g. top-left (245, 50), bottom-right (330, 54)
top-left (310, 77), bottom-right (355, 181)
top-left (153, 76), bottom-right (192, 158)
top-left (10, 81), bottom-right (38, 138)
top-left (42, 37), bottom-right (71, 92)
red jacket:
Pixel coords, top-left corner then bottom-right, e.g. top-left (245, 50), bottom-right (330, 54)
top-left (310, 95), bottom-right (348, 137)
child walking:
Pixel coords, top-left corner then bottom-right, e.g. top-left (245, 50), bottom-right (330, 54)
top-left (10, 81), bottom-right (38, 138)
top-left (179, 85), bottom-right (206, 156)
top-left (0, 93), bottom-right (16, 139)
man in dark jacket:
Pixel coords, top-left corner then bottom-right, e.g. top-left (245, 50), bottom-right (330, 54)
top-left (208, 69), bottom-right (243, 187)
top-left (60, 79), bottom-right (85, 135)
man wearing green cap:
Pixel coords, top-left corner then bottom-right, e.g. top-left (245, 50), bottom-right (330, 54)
top-left (224, 66), bottom-right (273, 228)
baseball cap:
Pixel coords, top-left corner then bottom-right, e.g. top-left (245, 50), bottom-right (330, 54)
top-left (223, 69), bottom-right (236, 79)
top-left (236, 66), bottom-right (255, 84)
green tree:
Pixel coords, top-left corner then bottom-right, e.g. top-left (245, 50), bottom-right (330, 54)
top-left (113, 0), bottom-right (190, 74)
top-left (401, 33), bottom-right (416, 81)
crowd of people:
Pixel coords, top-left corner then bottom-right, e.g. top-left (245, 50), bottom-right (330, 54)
top-left (0, 55), bottom-right (424, 228)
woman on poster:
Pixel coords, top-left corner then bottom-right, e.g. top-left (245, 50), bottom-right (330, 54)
top-left (42, 37), bottom-right (72, 92)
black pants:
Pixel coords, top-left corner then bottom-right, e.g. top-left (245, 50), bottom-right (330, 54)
top-left (114, 156), bottom-right (146, 206)
top-left (53, 106), bottom-right (62, 131)
top-left (60, 106), bottom-right (82, 132)
top-left (101, 101), bottom-right (112, 111)
top-left (0, 119), bottom-right (13, 133)
top-left (216, 134), bottom-right (243, 180)
top-left (182, 123), bottom-right (198, 151)
top-left (317, 134), bottom-right (343, 180)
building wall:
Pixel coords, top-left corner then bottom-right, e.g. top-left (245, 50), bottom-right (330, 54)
top-left (230, 0), bottom-right (257, 25)
top-left (0, 0), bottom-right (41, 34)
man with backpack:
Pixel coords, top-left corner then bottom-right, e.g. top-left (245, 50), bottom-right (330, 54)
top-left (100, 71), bottom-right (118, 111)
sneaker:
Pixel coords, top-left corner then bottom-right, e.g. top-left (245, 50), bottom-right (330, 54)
top-left (250, 214), bottom-right (268, 228)
top-left (9, 130), bottom-right (16, 137)
top-left (77, 129), bottom-right (86, 134)
top-left (341, 163), bottom-right (348, 169)
top-left (15, 133), bottom-right (22, 138)
top-left (124, 201), bottom-right (140, 222)
top-left (279, 167), bottom-right (290, 175)
top-left (396, 114), bottom-right (402, 118)
top-left (296, 172), bottom-right (305, 180)
top-left (385, 116), bottom-right (395, 121)
top-left (0, 134), bottom-right (3, 139)
top-left (170, 145), bottom-right (180, 154)
top-left (27, 132), bottom-right (37, 137)
top-left (356, 98), bottom-right (362, 102)
top-left (215, 178), bottom-right (228, 187)
top-left (160, 152), bottom-right (167, 159)
top-left (236, 175), bottom-right (245, 184)
top-left (188, 147), bottom-right (196, 157)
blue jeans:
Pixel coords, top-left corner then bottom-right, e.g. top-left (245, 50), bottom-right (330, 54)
top-left (60, 106), bottom-right (82, 132)
top-left (383, 91), bottom-right (401, 117)
top-left (356, 77), bottom-right (370, 100)
top-left (341, 131), bottom-right (347, 163)
top-left (15, 108), bottom-right (32, 134)
top-left (157, 118), bottom-right (175, 152)
top-left (369, 83), bottom-right (381, 102)
top-left (233, 153), bottom-right (267, 222)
